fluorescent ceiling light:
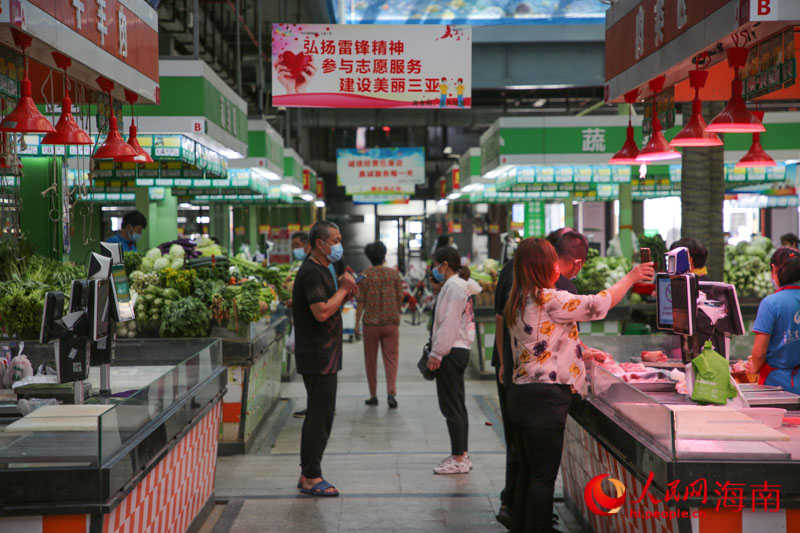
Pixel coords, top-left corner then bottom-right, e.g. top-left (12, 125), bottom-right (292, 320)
top-left (437, 199), bottom-right (449, 206)
top-left (484, 165), bottom-right (513, 180)
top-left (300, 193), bottom-right (315, 202)
top-left (314, 200), bottom-right (326, 208)
top-left (252, 167), bottom-right (281, 181)
top-left (282, 184), bottom-right (302, 194)
top-left (533, 98), bottom-right (547, 108)
top-left (447, 192), bottom-right (461, 200)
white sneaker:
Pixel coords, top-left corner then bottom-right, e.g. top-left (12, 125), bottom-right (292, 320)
top-left (464, 453), bottom-right (473, 470)
top-left (433, 456), bottom-right (470, 475)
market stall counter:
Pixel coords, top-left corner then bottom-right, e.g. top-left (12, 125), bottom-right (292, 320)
top-left (216, 315), bottom-right (288, 455)
top-left (0, 338), bottom-right (226, 533)
top-left (563, 336), bottom-right (800, 533)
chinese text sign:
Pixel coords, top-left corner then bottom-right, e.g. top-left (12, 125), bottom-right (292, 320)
top-left (272, 24), bottom-right (471, 109)
top-left (337, 148), bottom-right (425, 189)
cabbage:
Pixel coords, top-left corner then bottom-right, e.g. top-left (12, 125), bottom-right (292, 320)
top-left (169, 244), bottom-right (185, 260)
top-left (145, 248), bottom-right (162, 261)
top-left (745, 245), bottom-right (766, 259)
top-left (198, 237), bottom-right (214, 247)
top-left (198, 244), bottom-right (223, 257)
top-left (170, 258), bottom-right (184, 270)
top-left (140, 257), bottom-right (154, 272)
top-left (153, 256), bottom-right (170, 271)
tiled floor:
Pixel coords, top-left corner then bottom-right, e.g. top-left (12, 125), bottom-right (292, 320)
top-left (211, 321), bottom-right (581, 532)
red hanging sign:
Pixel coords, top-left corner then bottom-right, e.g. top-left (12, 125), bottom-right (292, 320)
top-left (302, 168), bottom-right (311, 190)
top-left (452, 167), bottom-right (461, 190)
top-left (316, 177), bottom-right (325, 198)
top-left (440, 177), bottom-right (447, 199)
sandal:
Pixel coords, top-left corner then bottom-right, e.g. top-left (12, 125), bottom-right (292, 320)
top-left (300, 479), bottom-right (340, 497)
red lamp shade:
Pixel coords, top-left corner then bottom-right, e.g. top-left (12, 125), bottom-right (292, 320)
top-left (608, 124), bottom-right (640, 164)
top-left (637, 128), bottom-right (681, 161)
top-left (94, 113), bottom-right (139, 161)
top-left (707, 47), bottom-right (765, 134)
top-left (0, 79), bottom-right (55, 133)
top-left (127, 122), bottom-right (153, 163)
top-left (42, 96), bottom-right (92, 145)
top-left (608, 89), bottom-right (640, 165)
top-left (736, 111), bottom-right (775, 168)
top-left (670, 70), bottom-right (723, 147)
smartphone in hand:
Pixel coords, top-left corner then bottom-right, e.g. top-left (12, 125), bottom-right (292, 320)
top-left (640, 247), bottom-right (651, 264)
top-left (355, 274), bottom-right (367, 284)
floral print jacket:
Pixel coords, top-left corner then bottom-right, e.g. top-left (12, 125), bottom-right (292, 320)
top-left (508, 288), bottom-right (612, 397)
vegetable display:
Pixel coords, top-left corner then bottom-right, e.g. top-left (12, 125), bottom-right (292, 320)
top-left (159, 297), bottom-right (211, 338)
top-left (724, 237), bottom-right (773, 298)
top-left (574, 248), bottom-right (631, 295)
top-left (637, 233), bottom-right (667, 271)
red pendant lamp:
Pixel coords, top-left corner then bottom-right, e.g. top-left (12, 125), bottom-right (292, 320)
top-left (608, 89), bottom-right (640, 165)
top-left (42, 52), bottom-right (92, 145)
top-left (670, 67), bottom-right (723, 147)
top-left (706, 47), bottom-right (765, 133)
top-left (0, 29), bottom-right (55, 134)
top-left (123, 89), bottom-right (153, 163)
top-left (736, 111), bottom-right (775, 167)
top-left (637, 76), bottom-right (681, 162)
top-left (93, 77), bottom-right (139, 162)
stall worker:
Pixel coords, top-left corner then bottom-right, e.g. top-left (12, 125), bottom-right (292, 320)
top-left (291, 231), bottom-right (312, 264)
top-left (669, 237), bottom-right (709, 280)
top-left (745, 248), bottom-right (800, 392)
top-left (504, 238), bottom-right (653, 532)
top-left (781, 233), bottom-right (799, 250)
top-left (105, 210), bottom-right (147, 252)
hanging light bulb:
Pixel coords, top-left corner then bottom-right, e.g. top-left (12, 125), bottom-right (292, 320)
top-left (609, 89), bottom-right (640, 165)
top-left (42, 52), bottom-right (92, 145)
top-left (93, 77), bottom-right (139, 162)
top-left (706, 47), bottom-right (764, 133)
top-left (124, 89), bottom-right (153, 163)
top-left (670, 67), bottom-right (723, 147)
top-left (637, 76), bottom-right (681, 162)
top-left (0, 29), bottom-right (55, 134)
top-left (736, 111), bottom-right (775, 168)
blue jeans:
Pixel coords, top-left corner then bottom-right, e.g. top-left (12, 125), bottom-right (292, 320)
top-left (458, 95), bottom-right (464, 107)
top-left (440, 94), bottom-right (447, 107)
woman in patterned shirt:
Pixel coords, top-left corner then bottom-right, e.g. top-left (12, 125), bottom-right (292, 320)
top-left (503, 238), bottom-right (653, 533)
top-left (355, 242), bottom-right (405, 408)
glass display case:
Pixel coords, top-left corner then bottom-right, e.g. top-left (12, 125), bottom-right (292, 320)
top-left (590, 364), bottom-right (800, 462)
top-left (0, 338), bottom-right (226, 513)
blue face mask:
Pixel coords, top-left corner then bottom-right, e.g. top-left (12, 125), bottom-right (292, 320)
top-left (432, 266), bottom-right (445, 283)
top-left (326, 242), bottom-right (343, 263)
top-left (131, 231), bottom-right (142, 242)
top-left (293, 247), bottom-right (306, 261)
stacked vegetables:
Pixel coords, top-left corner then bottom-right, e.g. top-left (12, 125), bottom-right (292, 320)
top-left (574, 248), bottom-right (631, 295)
top-left (724, 236), bottom-right (774, 298)
top-left (470, 258), bottom-right (499, 307)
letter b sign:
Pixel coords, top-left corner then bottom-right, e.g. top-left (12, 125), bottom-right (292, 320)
top-left (758, 0), bottom-right (770, 15)
top-left (192, 121), bottom-right (203, 132)
top-left (752, 0), bottom-right (779, 20)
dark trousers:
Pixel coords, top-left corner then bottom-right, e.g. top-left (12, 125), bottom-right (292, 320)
top-left (508, 383), bottom-right (573, 533)
top-left (435, 348), bottom-right (470, 455)
top-left (496, 367), bottom-right (519, 508)
top-left (300, 373), bottom-right (337, 479)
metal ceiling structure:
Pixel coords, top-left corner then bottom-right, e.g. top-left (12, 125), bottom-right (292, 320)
top-left (154, 0), bottom-right (612, 199)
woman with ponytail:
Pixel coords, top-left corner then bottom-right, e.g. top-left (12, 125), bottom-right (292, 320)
top-left (426, 246), bottom-right (482, 475)
top-left (746, 247), bottom-right (800, 392)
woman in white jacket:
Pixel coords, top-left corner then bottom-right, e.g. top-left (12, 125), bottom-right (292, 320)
top-left (426, 246), bottom-right (482, 474)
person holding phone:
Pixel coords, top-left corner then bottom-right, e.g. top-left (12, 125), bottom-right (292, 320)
top-left (355, 242), bottom-right (405, 408)
top-left (293, 221), bottom-right (357, 497)
top-left (504, 238), bottom-right (654, 532)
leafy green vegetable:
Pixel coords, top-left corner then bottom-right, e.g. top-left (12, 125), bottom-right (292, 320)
top-left (124, 252), bottom-right (143, 276)
top-left (574, 248), bottom-right (631, 295)
top-left (159, 297), bottom-right (210, 338)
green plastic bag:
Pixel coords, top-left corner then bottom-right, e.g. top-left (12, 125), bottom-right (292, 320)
top-left (691, 341), bottom-right (738, 405)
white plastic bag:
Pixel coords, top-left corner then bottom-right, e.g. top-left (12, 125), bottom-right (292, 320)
top-left (3, 355), bottom-right (33, 388)
top-left (287, 327), bottom-right (296, 353)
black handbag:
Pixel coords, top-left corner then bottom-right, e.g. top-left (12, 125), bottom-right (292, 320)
top-left (418, 302), bottom-right (437, 380)
top-left (417, 341), bottom-right (436, 381)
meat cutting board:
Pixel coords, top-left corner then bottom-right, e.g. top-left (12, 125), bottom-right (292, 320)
top-left (668, 405), bottom-right (790, 441)
top-left (4, 404), bottom-right (113, 433)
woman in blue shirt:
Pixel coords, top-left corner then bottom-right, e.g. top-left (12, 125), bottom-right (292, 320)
top-left (746, 247), bottom-right (800, 392)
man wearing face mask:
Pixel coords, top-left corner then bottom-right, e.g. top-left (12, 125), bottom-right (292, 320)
top-left (292, 220), bottom-right (356, 497)
top-left (105, 210), bottom-right (147, 252)
top-left (291, 231), bottom-right (312, 264)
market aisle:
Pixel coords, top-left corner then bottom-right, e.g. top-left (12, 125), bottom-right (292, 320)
top-left (211, 320), bottom-right (580, 533)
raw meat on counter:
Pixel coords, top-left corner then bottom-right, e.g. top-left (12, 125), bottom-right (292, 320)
top-left (731, 360), bottom-right (748, 373)
top-left (622, 373), bottom-right (672, 383)
top-left (619, 362), bottom-right (648, 373)
top-left (641, 351), bottom-right (668, 363)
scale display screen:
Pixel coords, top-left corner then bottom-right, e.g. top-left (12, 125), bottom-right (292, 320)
top-left (110, 264), bottom-right (134, 322)
top-left (656, 274), bottom-right (673, 330)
